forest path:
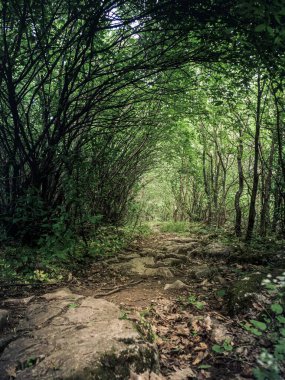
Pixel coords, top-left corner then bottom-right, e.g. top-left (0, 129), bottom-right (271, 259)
top-left (1, 230), bottom-right (278, 379)
top-left (72, 231), bottom-right (229, 308)
top-left (67, 230), bottom-right (265, 379)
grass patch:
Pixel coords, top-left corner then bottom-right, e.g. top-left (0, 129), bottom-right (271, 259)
top-left (160, 221), bottom-right (189, 234)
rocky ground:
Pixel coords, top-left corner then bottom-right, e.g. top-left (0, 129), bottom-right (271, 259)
top-left (0, 230), bottom-right (284, 379)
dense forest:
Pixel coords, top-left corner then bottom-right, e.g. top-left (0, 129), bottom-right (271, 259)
top-left (1, 0), bottom-right (285, 247)
top-left (1, 1), bottom-right (285, 380)
top-left (138, 66), bottom-right (285, 239)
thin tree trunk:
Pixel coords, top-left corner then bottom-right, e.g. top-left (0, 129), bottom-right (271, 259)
top-left (203, 149), bottom-right (212, 224)
top-left (235, 127), bottom-right (244, 237)
top-left (259, 139), bottom-right (275, 236)
top-left (246, 72), bottom-right (264, 242)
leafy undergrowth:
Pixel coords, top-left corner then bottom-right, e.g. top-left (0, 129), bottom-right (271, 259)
top-left (0, 224), bottom-right (151, 285)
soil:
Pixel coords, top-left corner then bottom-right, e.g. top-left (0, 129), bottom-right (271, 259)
top-left (1, 231), bottom-right (284, 380)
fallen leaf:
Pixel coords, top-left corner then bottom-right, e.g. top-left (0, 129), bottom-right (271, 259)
top-left (199, 342), bottom-right (208, 351)
top-left (198, 370), bottom-right (211, 379)
top-left (169, 367), bottom-right (196, 380)
top-left (5, 366), bottom-right (17, 378)
top-left (210, 323), bottom-right (229, 344)
top-left (193, 351), bottom-right (208, 365)
top-left (203, 315), bottom-right (212, 331)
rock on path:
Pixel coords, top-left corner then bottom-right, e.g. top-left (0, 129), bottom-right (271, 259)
top-left (0, 288), bottom-right (160, 380)
top-left (110, 234), bottom-right (201, 278)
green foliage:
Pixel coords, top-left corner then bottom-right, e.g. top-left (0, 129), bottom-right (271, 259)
top-left (271, 304), bottom-right (283, 315)
top-left (178, 294), bottom-right (205, 310)
top-left (160, 221), bottom-right (189, 234)
top-left (249, 273), bottom-right (285, 379)
top-left (119, 311), bottom-right (129, 320)
top-left (216, 289), bottom-right (226, 297)
top-left (0, 0), bottom-right (285, 285)
top-left (0, 223), bottom-right (135, 282)
top-left (135, 314), bottom-right (157, 343)
top-left (242, 320), bottom-right (267, 336)
top-left (212, 339), bottom-right (233, 353)
top-left (68, 303), bottom-right (79, 309)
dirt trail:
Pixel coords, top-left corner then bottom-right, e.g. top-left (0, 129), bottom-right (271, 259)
top-left (66, 231), bottom-right (264, 379)
top-left (0, 231), bottom-right (279, 379)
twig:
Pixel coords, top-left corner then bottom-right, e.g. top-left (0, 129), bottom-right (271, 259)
top-left (94, 280), bottom-right (143, 297)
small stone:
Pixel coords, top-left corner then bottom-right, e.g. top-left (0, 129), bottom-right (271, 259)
top-left (156, 267), bottom-right (174, 278)
top-left (0, 310), bottom-right (9, 330)
top-left (164, 280), bottom-right (188, 291)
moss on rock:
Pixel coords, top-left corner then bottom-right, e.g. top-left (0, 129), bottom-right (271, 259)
top-left (225, 272), bottom-right (264, 316)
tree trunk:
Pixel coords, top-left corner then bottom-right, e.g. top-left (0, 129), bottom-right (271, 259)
top-left (259, 139), bottom-right (275, 236)
top-left (203, 149), bottom-right (212, 224)
top-left (235, 127), bottom-right (244, 237)
top-left (245, 72), bottom-right (264, 242)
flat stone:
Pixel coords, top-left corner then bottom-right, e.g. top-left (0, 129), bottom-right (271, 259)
top-left (164, 280), bottom-right (188, 291)
top-left (41, 288), bottom-right (83, 301)
top-left (204, 242), bottom-right (231, 256)
top-left (0, 310), bottom-right (9, 330)
top-left (0, 289), bottom-right (160, 380)
top-left (130, 257), bottom-right (155, 274)
top-left (2, 296), bottom-right (35, 306)
top-left (189, 265), bottom-right (215, 280)
top-left (155, 267), bottom-right (174, 278)
top-left (144, 267), bottom-right (174, 278)
top-left (175, 243), bottom-right (199, 255)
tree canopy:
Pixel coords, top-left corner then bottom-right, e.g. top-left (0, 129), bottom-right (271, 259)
top-left (0, 0), bottom-right (285, 243)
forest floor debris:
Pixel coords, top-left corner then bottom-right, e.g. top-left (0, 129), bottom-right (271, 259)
top-left (0, 229), bottom-right (285, 379)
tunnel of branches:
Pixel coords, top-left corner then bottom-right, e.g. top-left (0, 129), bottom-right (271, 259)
top-left (0, 0), bottom-right (285, 248)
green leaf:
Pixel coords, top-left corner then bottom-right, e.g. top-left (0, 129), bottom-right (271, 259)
top-left (250, 319), bottom-right (267, 331)
top-left (223, 342), bottom-right (233, 351)
top-left (255, 24), bottom-right (266, 32)
top-left (253, 367), bottom-right (267, 380)
top-left (271, 304), bottom-right (283, 315)
top-left (275, 339), bottom-right (285, 356)
top-left (68, 303), bottom-right (78, 309)
top-left (216, 289), bottom-right (226, 297)
top-left (251, 328), bottom-right (263, 336)
top-left (277, 316), bottom-right (285, 324)
top-left (280, 328), bottom-right (285, 337)
top-left (198, 364), bottom-right (211, 369)
top-left (266, 26), bottom-right (274, 36)
top-left (212, 344), bottom-right (223, 353)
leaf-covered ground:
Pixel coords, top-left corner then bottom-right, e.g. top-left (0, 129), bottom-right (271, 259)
top-left (1, 227), bottom-right (285, 379)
